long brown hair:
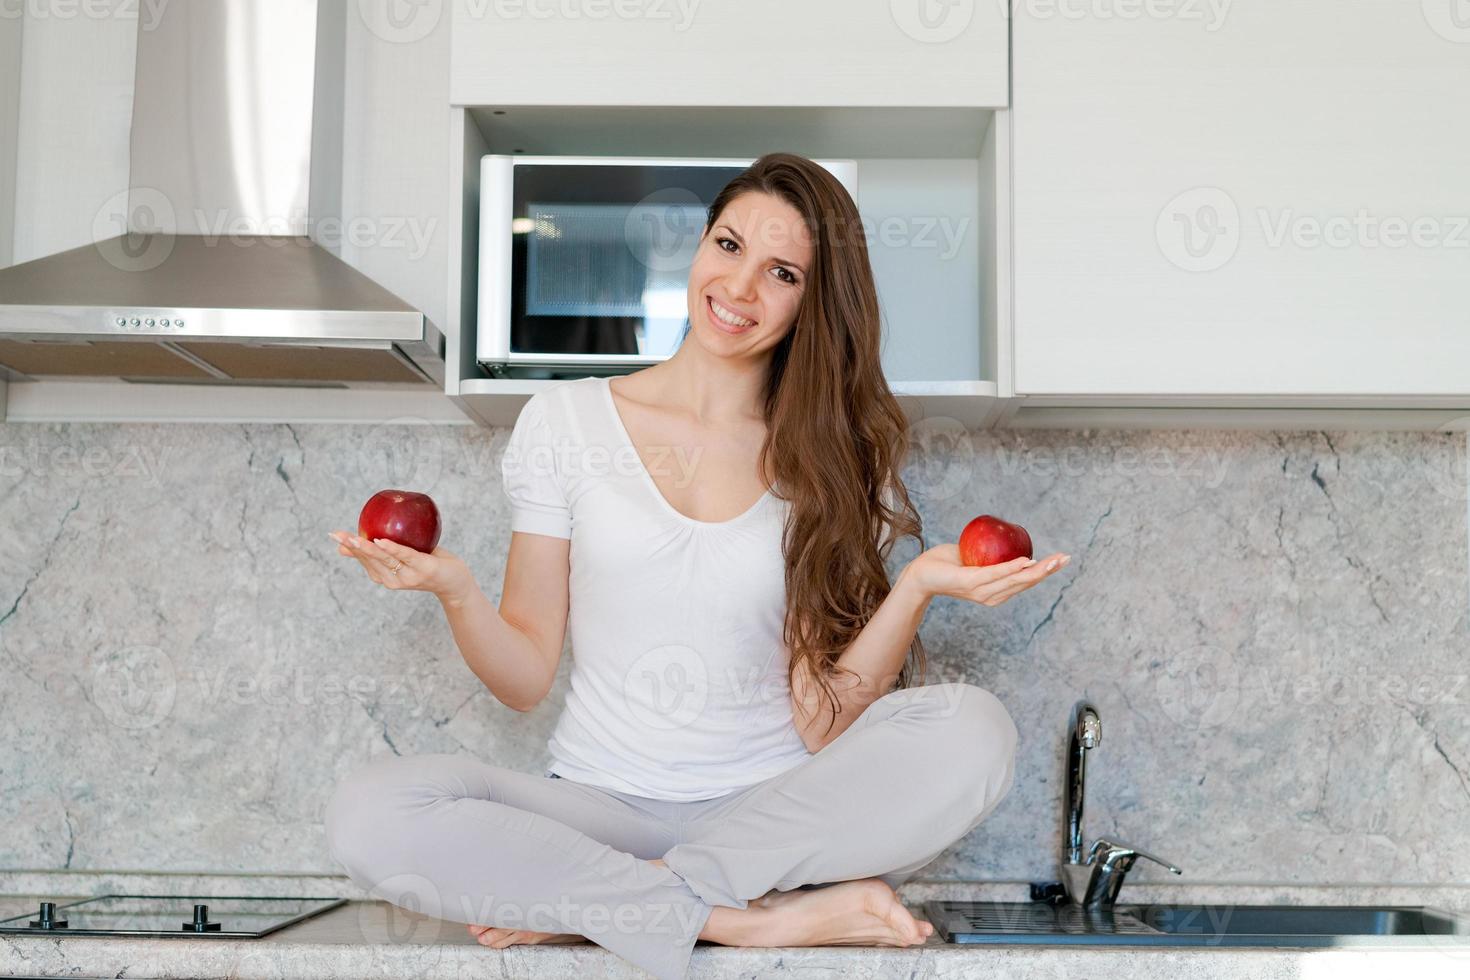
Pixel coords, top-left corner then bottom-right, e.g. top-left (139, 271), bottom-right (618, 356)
top-left (704, 153), bottom-right (927, 736)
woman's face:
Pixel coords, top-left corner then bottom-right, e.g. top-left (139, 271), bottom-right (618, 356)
top-left (684, 190), bottom-right (814, 361)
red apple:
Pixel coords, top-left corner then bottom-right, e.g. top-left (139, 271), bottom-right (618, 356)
top-left (958, 514), bottom-right (1033, 567)
top-left (359, 489), bottom-right (441, 554)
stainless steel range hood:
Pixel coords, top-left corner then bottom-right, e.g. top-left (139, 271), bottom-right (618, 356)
top-left (0, 0), bottom-right (444, 387)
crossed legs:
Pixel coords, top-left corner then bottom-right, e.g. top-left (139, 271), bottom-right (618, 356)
top-left (324, 682), bottom-right (1018, 979)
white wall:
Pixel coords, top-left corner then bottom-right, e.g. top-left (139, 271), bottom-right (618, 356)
top-left (0, 11), bottom-right (23, 269)
top-left (10, 3), bottom-right (136, 264)
top-left (338, 6), bottom-right (451, 337)
top-left (3, 0), bottom-right (453, 346)
top-left (860, 158), bottom-right (982, 383)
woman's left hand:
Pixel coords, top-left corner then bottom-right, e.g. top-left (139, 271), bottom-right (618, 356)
top-left (903, 543), bottom-right (1071, 607)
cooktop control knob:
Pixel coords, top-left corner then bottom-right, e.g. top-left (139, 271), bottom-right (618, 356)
top-left (184, 904), bottom-right (222, 932)
top-left (29, 902), bottom-right (68, 929)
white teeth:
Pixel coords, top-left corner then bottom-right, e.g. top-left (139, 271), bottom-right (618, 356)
top-left (710, 298), bottom-right (754, 328)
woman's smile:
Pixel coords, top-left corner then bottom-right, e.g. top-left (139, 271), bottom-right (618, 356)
top-left (706, 294), bottom-right (759, 334)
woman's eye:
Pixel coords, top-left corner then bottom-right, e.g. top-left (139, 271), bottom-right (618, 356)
top-left (717, 237), bottom-right (738, 253)
top-left (774, 267), bottom-right (797, 285)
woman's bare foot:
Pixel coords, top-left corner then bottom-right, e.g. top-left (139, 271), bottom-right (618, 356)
top-left (466, 858), bottom-right (672, 948)
top-left (699, 878), bottom-right (934, 948)
top-left (466, 922), bottom-right (585, 947)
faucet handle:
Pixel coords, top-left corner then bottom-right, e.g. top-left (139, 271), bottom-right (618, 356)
top-left (1087, 837), bottom-right (1183, 876)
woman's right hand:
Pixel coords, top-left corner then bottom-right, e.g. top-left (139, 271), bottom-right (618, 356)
top-left (328, 530), bottom-right (477, 606)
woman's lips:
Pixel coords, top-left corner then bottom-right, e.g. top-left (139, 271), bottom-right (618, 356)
top-left (707, 295), bottom-right (757, 335)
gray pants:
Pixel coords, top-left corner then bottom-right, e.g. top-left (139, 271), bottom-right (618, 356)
top-left (325, 682), bottom-right (1018, 980)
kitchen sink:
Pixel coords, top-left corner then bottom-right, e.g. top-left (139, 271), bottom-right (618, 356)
top-left (925, 900), bottom-right (1470, 947)
top-left (1134, 903), bottom-right (1467, 938)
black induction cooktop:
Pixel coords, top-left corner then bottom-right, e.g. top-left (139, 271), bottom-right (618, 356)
top-left (0, 895), bottom-right (345, 938)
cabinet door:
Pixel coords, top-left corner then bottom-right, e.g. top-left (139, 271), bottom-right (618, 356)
top-left (1012, 1), bottom-right (1470, 397)
top-left (451, 0), bottom-right (1007, 107)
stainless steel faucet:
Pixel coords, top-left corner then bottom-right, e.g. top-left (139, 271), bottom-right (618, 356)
top-left (1058, 699), bottom-right (1183, 908)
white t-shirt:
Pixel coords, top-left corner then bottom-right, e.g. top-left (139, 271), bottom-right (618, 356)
top-left (499, 376), bottom-right (813, 801)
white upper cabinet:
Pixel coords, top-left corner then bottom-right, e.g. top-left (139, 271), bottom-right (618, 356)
top-left (451, 0), bottom-right (1008, 107)
top-left (1012, 1), bottom-right (1470, 398)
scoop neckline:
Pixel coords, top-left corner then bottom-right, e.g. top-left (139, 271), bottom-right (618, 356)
top-left (599, 376), bottom-right (775, 528)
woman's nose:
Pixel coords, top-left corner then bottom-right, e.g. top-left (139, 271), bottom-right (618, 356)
top-left (726, 262), bottom-right (760, 303)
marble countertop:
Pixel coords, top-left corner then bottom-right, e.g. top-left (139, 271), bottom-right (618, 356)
top-left (5, 874), bottom-right (1470, 979)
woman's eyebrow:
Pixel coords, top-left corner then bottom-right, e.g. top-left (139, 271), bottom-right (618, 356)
top-left (717, 225), bottom-right (808, 275)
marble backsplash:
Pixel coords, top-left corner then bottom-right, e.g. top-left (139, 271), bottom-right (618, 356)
top-left (1, 418), bottom-right (1466, 886)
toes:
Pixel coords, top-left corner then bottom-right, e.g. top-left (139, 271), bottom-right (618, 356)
top-left (873, 892), bottom-right (926, 944)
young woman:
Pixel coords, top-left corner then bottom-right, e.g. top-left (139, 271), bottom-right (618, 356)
top-left (326, 153), bottom-right (1070, 980)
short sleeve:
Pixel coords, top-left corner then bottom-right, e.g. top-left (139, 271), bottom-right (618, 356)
top-left (500, 394), bottom-right (572, 539)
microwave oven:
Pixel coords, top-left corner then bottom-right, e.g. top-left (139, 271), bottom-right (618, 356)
top-left (475, 155), bottom-right (858, 376)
